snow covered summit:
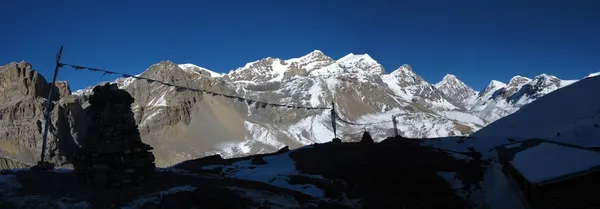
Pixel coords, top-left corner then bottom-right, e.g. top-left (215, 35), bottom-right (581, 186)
top-left (434, 74), bottom-right (476, 104)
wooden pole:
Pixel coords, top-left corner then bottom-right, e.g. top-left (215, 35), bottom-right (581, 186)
top-left (331, 102), bottom-right (337, 139)
top-left (40, 45), bottom-right (63, 163)
top-left (392, 115), bottom-right (399, 137)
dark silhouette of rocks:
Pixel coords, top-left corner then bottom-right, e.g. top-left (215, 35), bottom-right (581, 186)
top-left (360, 131), bottom-right (374, 144)
top-left (73, 83), bottom-right (155, 188)
top-left (332, 138), bottom-right (342, 144)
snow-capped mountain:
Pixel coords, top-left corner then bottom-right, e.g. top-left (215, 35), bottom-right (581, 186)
top-left (468, 74), bottom-right (577, 122)
top-left (225, 50), bottom-right (334, 83)
top-left (60, 50), bottom-right (589, 166)
top-left (434, 74), bottom-right (476, 104)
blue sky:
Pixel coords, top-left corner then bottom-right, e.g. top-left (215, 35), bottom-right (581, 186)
top-left (1, 0), bottom-right (598, 91)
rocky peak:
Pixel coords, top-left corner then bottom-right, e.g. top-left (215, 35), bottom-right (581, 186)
top-left (0, 61), bottom-right (51, 101)
top-left (530, 74), bottom-right (561, 87)
top-left (285, 50), bottom-right (334, 73)
top-left (434, 74), bottom-right (476, 103)
top-left (225, 57), bottom-right (290, 82)
top-left (507, 75), bottom-right (532, 87)
top-left (435, 74), bottom-right (460, 87)
top-left (308, 53), bottom-right (384, 77)
top-left (506, 74), bottom-right (564, 104)
top-left (388, 64), bottom-right (425, 86)
top-left (54, 81), bottom-right (72, 98)
top-left (139, 61), bottom-right (195, 84)
top-left (499, 75), bottom-right (532, 98)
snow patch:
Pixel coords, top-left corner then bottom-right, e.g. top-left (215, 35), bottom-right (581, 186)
top-left (200, 151), bottom-right (326, 197)
top-left (439, 111), bottom-right (486, 126)
top-left (586, 72), bottom-right (600, 78)
top-left (510, 142), bottom-right (600, 184)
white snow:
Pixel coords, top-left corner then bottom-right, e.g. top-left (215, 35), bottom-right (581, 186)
top-left (439, 111), bottom-right (486, 126)
top-left (200, 150), bottom-right (326, 198)
top-left (585, 72), bottom-right (600, 78)
top-left (147, 91), bottom-right (168, 107)
top-left (140, 109), bottom-right (163, 126)
top-left (178, 63), bottom-right (223, 77)
top-left (307, 82), bottom-right (323, 107)
top-left (381, 74), bottom-right (415, 101)
top-left (244, 121), bottom-right (287, 149)
top-left (309, 53), bottom-right (382, 77)
top-left (434, 74), bottom-right (459, 88)
top-left (510, 142), bottom-right (600, 184)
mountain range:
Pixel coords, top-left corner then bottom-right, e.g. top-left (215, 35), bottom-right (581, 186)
top-left (0, 50), bottom-right (588, 167)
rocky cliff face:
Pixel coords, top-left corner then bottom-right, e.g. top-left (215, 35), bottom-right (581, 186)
top-left (0, 62), bottom-right (87, 166)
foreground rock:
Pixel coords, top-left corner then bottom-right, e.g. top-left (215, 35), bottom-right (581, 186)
top-left (73, 83), bottom-right (155, 188)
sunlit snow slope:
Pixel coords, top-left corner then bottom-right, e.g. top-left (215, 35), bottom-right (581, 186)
top-left (472, 75), bottom-right (600, 147)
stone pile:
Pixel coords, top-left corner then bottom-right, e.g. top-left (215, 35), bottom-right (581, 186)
top-left (74, 83), bottom-right (155, 188)
top-left (360, 131), bottom-right (374, 144)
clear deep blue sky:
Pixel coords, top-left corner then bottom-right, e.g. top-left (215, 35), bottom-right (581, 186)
top-left (1, 0), bottom-right (599, 91)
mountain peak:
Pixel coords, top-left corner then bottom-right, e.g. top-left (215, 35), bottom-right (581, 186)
top-left (507, 75), bottom-right (532, 88)
top-left (401, 64), bottom-right (413, 72)
top-left (434, 74), bottom-right (476, 103)
top-left (442, 74), bottom-right (457, 81)
top-left (488, 80), bottom-right (507, 88)
top-left (310, 49), bottom-right (324, 56)
top-left (337, 53), bottom-right (377, 65)
top-left (178, 63), bottom-right (223, 77)
top-left (534, 73), bottom-right (556, 80)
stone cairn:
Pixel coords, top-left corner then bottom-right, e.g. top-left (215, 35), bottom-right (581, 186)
top-left (73, 83), bottom-right (155, 188)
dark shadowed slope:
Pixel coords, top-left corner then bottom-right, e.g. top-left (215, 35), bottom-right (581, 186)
top-left (174, 136), bottom-right (485, 209)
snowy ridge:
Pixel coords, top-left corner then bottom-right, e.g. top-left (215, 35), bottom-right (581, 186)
top-left (467, 73), bottom-right (577, 123)
top-left (472, 75), bottom-right (600, 147)
top-left (178, 63), bottom-right (223, 77)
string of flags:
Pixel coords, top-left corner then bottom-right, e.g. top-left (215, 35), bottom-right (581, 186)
top-left (59, 63), bottom-right (331, 110)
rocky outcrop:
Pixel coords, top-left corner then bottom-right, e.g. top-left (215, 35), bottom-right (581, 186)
top-left (0, 62), bottom-right (87, 166)
top-left (0, 156), bottom-right (29, 169)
